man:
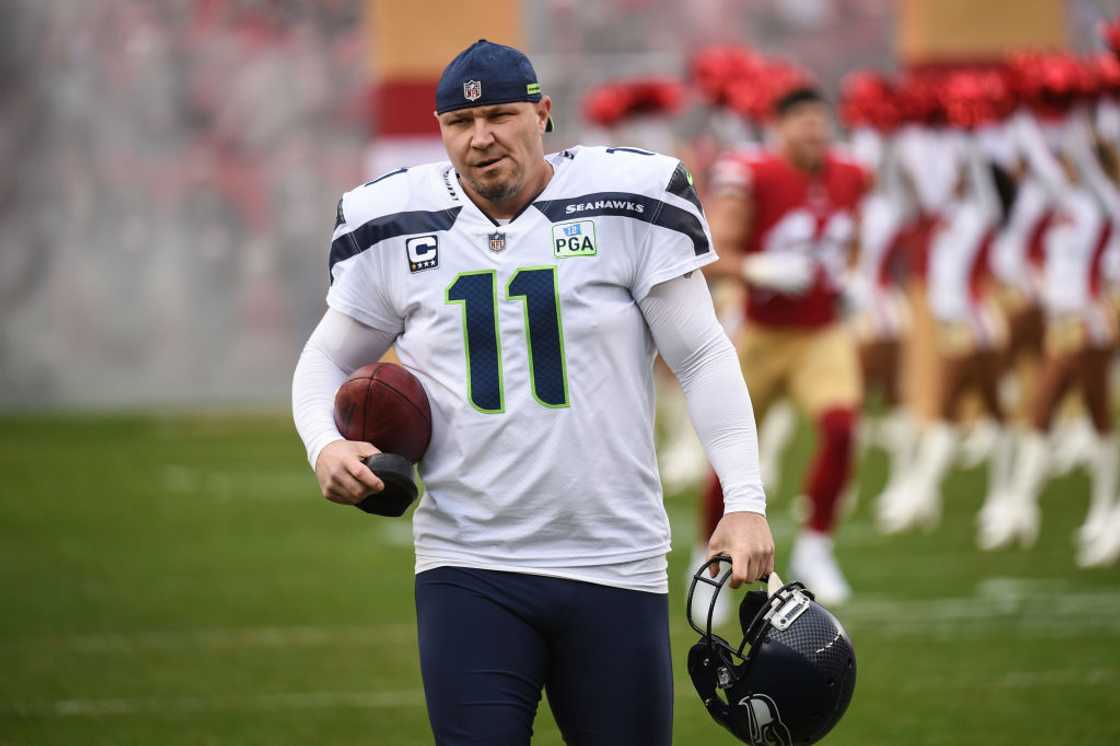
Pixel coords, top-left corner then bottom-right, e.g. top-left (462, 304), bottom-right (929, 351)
top-left (700, 87), bottom-right (869, 605)
top-left (291, 40), bottom-right (773, 745)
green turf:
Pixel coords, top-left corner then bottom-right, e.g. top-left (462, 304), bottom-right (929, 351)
top-left (1, 413), bottom-right (1118, 745)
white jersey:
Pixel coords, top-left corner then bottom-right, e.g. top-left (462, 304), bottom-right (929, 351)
top-left (327, 146), bottom-right (716, 593)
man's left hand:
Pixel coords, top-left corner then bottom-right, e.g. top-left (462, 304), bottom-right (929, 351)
top-left (707, 511), bottom-right (775, 588)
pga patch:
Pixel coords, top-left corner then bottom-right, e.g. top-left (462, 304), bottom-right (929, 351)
top-left (406, 234), bottom-right (439, 273)
top-left (552, 220), bottom-right (597, 257)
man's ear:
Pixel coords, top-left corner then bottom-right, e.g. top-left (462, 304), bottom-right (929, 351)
top-left (537, 96), bottom-right (552, 132)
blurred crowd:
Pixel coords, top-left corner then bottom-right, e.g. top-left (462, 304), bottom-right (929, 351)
top-left (0, 0), bottom-right (369, 406)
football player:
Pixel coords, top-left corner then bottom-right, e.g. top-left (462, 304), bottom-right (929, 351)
top-left (700, 87), bottom-right (870, 605)
top-left (292, 40), bottom-right (774, 745)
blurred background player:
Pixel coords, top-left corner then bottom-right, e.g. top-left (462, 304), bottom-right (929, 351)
top-left (700, 86), bottom-right (869, 606)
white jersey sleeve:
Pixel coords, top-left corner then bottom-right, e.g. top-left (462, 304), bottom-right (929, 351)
top-left (639, 272), bottom-right (765, 515)
top-left (326, 169), bottom-right (419, 334)
top-left (630, 156), bottom-right (718, 300)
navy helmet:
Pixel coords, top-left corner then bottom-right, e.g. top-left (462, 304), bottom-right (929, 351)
top-left (686, 556), bottom-right (857, 745)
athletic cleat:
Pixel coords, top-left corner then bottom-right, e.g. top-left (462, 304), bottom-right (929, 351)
top-left (788, 530), bottom-right (851, 606)
top-left (958, 418), bottom-right (1000, 469)
top-left (876, 483), bottom-right (941, 535)
top-left (1076, 506), bottom-right (1120, 568)
top-left (876, 423), bottom-right (954, 535)
top-left (978, 429), bottom-right (1047, 550)
top-left (1050, 417), bottom-right (1095, 476)
top-left (976, 494), bottom-right (1040, 551)
top-left (1076, 434), bottom-right (1118, 546)
top-left (1078, 511), bottom-right (1112, 547)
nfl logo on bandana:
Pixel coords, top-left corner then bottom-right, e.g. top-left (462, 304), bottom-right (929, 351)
top-left (488, 231), bottom-right (506, 253)
top-left (463, 80), bottom-right (482, 101)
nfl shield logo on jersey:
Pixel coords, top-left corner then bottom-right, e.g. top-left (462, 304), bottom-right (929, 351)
top-left (488, 231), bottom-right (506, 253)
top-left (463, 80), bottom-right (482, 101)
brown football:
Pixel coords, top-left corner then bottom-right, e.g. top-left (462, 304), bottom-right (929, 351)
top-left (333, 362), bottom-right (432, 463)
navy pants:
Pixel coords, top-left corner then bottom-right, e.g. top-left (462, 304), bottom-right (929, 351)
top-left (415, 566), bottom-right (673, 746)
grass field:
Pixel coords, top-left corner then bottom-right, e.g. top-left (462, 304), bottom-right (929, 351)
top-left (2, 412), bottom-right (1119, 745)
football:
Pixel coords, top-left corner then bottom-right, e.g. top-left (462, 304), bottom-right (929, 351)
top-left (333, 362), bottom-right (432, 463)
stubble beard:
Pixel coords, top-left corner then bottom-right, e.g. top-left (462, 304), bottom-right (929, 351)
top-left (468, 165), bottom-right (522, 204)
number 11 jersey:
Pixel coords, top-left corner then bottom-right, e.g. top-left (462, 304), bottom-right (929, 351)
top-left (327, 145), bottom-right (715, 592)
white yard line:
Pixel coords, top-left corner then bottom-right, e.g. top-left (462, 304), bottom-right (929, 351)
top-left (837, 580), bottom-right (1120, 634)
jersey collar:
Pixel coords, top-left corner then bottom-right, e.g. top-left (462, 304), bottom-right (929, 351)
top-left (450, 152), bottom-right (571, 228)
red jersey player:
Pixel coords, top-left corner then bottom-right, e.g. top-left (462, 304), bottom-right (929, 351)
top-left (702, 87), bottom-right (869, 606)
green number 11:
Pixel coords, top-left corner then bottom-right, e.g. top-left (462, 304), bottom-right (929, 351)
top-left (446, 266), bottom-right (570, 414)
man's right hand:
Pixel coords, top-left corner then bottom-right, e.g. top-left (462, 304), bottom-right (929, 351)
top-left (314, 440), bottom-right (384, 506)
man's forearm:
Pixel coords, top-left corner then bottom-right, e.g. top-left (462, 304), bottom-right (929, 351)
top-left (291, 308), bottom-right (397, 468)
top-left (640, 272), bottom-right (766, 514)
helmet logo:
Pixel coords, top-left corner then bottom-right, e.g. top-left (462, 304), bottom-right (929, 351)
top-left (464, 80), bottom-right (482, 101)
top-left (738, 694), bottom-right (792, 746)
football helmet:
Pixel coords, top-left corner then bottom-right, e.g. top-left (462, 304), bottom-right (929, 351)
top-left (686, 556), bottom-right (856, 745)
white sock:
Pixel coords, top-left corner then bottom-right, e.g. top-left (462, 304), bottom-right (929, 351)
top-left (882, 407), bottom-right (916, 485)
top-left (988, 426), bottom-right (1015, 496)
top-left (758, 401), bottom-right (796, 492)
top-left (911, 422), bottom-right (957, 497)
top-left (1084, 432), bottom-right (1119, 533)
top-left (1008, 429), bottom-right (1049, 508)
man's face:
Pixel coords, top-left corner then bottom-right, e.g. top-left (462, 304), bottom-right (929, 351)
top-left (437, 99), bottom-right (551, 203)
top-left (776, 101), bottom-right (831, 171)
